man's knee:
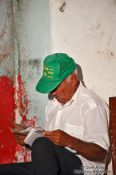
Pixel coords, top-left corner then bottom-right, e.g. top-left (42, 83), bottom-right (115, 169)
top-left (32, 137), bottom-right (54, 153)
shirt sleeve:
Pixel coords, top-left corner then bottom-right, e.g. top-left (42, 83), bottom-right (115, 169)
top-left (83, 104), bottom-right (110, 151)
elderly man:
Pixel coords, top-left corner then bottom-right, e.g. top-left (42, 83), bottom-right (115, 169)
top-left (0, 53), bottom-right (109, 175)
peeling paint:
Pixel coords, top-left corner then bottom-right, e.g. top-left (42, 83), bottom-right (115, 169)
top-left (17, 74), bottom-right (29, 117)
top-left (16, 73), bottom-right (38, 127)
top-left (14, 73), bottom-right (37, 162)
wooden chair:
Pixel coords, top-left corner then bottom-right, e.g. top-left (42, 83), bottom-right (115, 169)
top-left (109, 97), bottom-right (116, 175)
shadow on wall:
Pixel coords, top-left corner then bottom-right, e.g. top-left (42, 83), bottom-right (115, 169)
top-left (76, 64), bottom-right (85, 87)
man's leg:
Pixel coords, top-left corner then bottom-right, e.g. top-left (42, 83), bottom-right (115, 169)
top-left (32, 137), bottom-right (83, 175)
top-left (55, 146), bottom-right (83, 175)
top-left (0, 162), bottom-right (32, 175)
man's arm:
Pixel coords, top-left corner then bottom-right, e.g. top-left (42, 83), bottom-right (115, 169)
top-left (44, 129), bottom-right (107, 163)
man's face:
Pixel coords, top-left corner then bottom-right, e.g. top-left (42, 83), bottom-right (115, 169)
top-left (51, 74), bottom-right (77, 104)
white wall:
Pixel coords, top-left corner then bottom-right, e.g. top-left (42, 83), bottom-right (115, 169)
top-left (49, 0), bottom-right (116, 103)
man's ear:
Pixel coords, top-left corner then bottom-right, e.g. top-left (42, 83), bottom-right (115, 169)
top-left (71, 72), bottom-right (79, 87)
top-left (71, 73), bottom-right (77, 82)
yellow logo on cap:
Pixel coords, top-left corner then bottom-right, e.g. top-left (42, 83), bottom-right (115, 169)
top-left (43, 66), bottom-right (54, 78)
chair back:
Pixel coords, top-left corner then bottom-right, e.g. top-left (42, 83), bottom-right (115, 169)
top-left (109, 97), bottom-right (116, 175)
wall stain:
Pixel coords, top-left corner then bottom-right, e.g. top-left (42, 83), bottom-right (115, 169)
top-left (0, 52), bottom-right (10, 60)
top-left (97, 50), bottom-right (115, 60)
top-left (0, 30), bottom-right (6, 39)
top-left (20, 58), bottom-right (41, 69)
top-left (90, 22), bottom-right (101, 31)
top-left (59, 2), bottom-right (66, 12)
top-left (0, 45), bottom-right (12, 61)
top-left (28, 58), bottom-right (41, 67)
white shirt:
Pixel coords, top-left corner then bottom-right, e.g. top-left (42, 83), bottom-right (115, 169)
top-left (44, 82), bottom-right (109, 175)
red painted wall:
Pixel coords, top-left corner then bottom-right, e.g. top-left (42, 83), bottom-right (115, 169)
top-left (0, 75), bottom-right (33, 164)
top-left (0, 76), bottom-right (17, 163)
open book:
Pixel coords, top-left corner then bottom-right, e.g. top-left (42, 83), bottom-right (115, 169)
top-left (19, 127), bottom-right (45, 146)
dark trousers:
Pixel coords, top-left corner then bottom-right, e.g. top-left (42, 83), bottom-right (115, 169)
top-left (0, 137), bottom-right (83, 175)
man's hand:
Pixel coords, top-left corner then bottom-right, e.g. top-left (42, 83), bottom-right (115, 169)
top-left (14, 133), bottom-right (26, 146)
top-left (11, 123), bottom-right (27, 146)
top-left (12, 123), bottom-right (27, 133)
top-left (44, 129), bottom-right (72, 147)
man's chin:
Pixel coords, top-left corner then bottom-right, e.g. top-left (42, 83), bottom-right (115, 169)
top-left (56, 98), bottom-right (66, 104)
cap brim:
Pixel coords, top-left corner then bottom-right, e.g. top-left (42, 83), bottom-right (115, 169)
top-left (36, 76), bottom-right (62, 93)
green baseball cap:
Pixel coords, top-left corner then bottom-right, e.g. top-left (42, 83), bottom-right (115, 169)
top-left (36, 53), bottom-right (77, 93)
